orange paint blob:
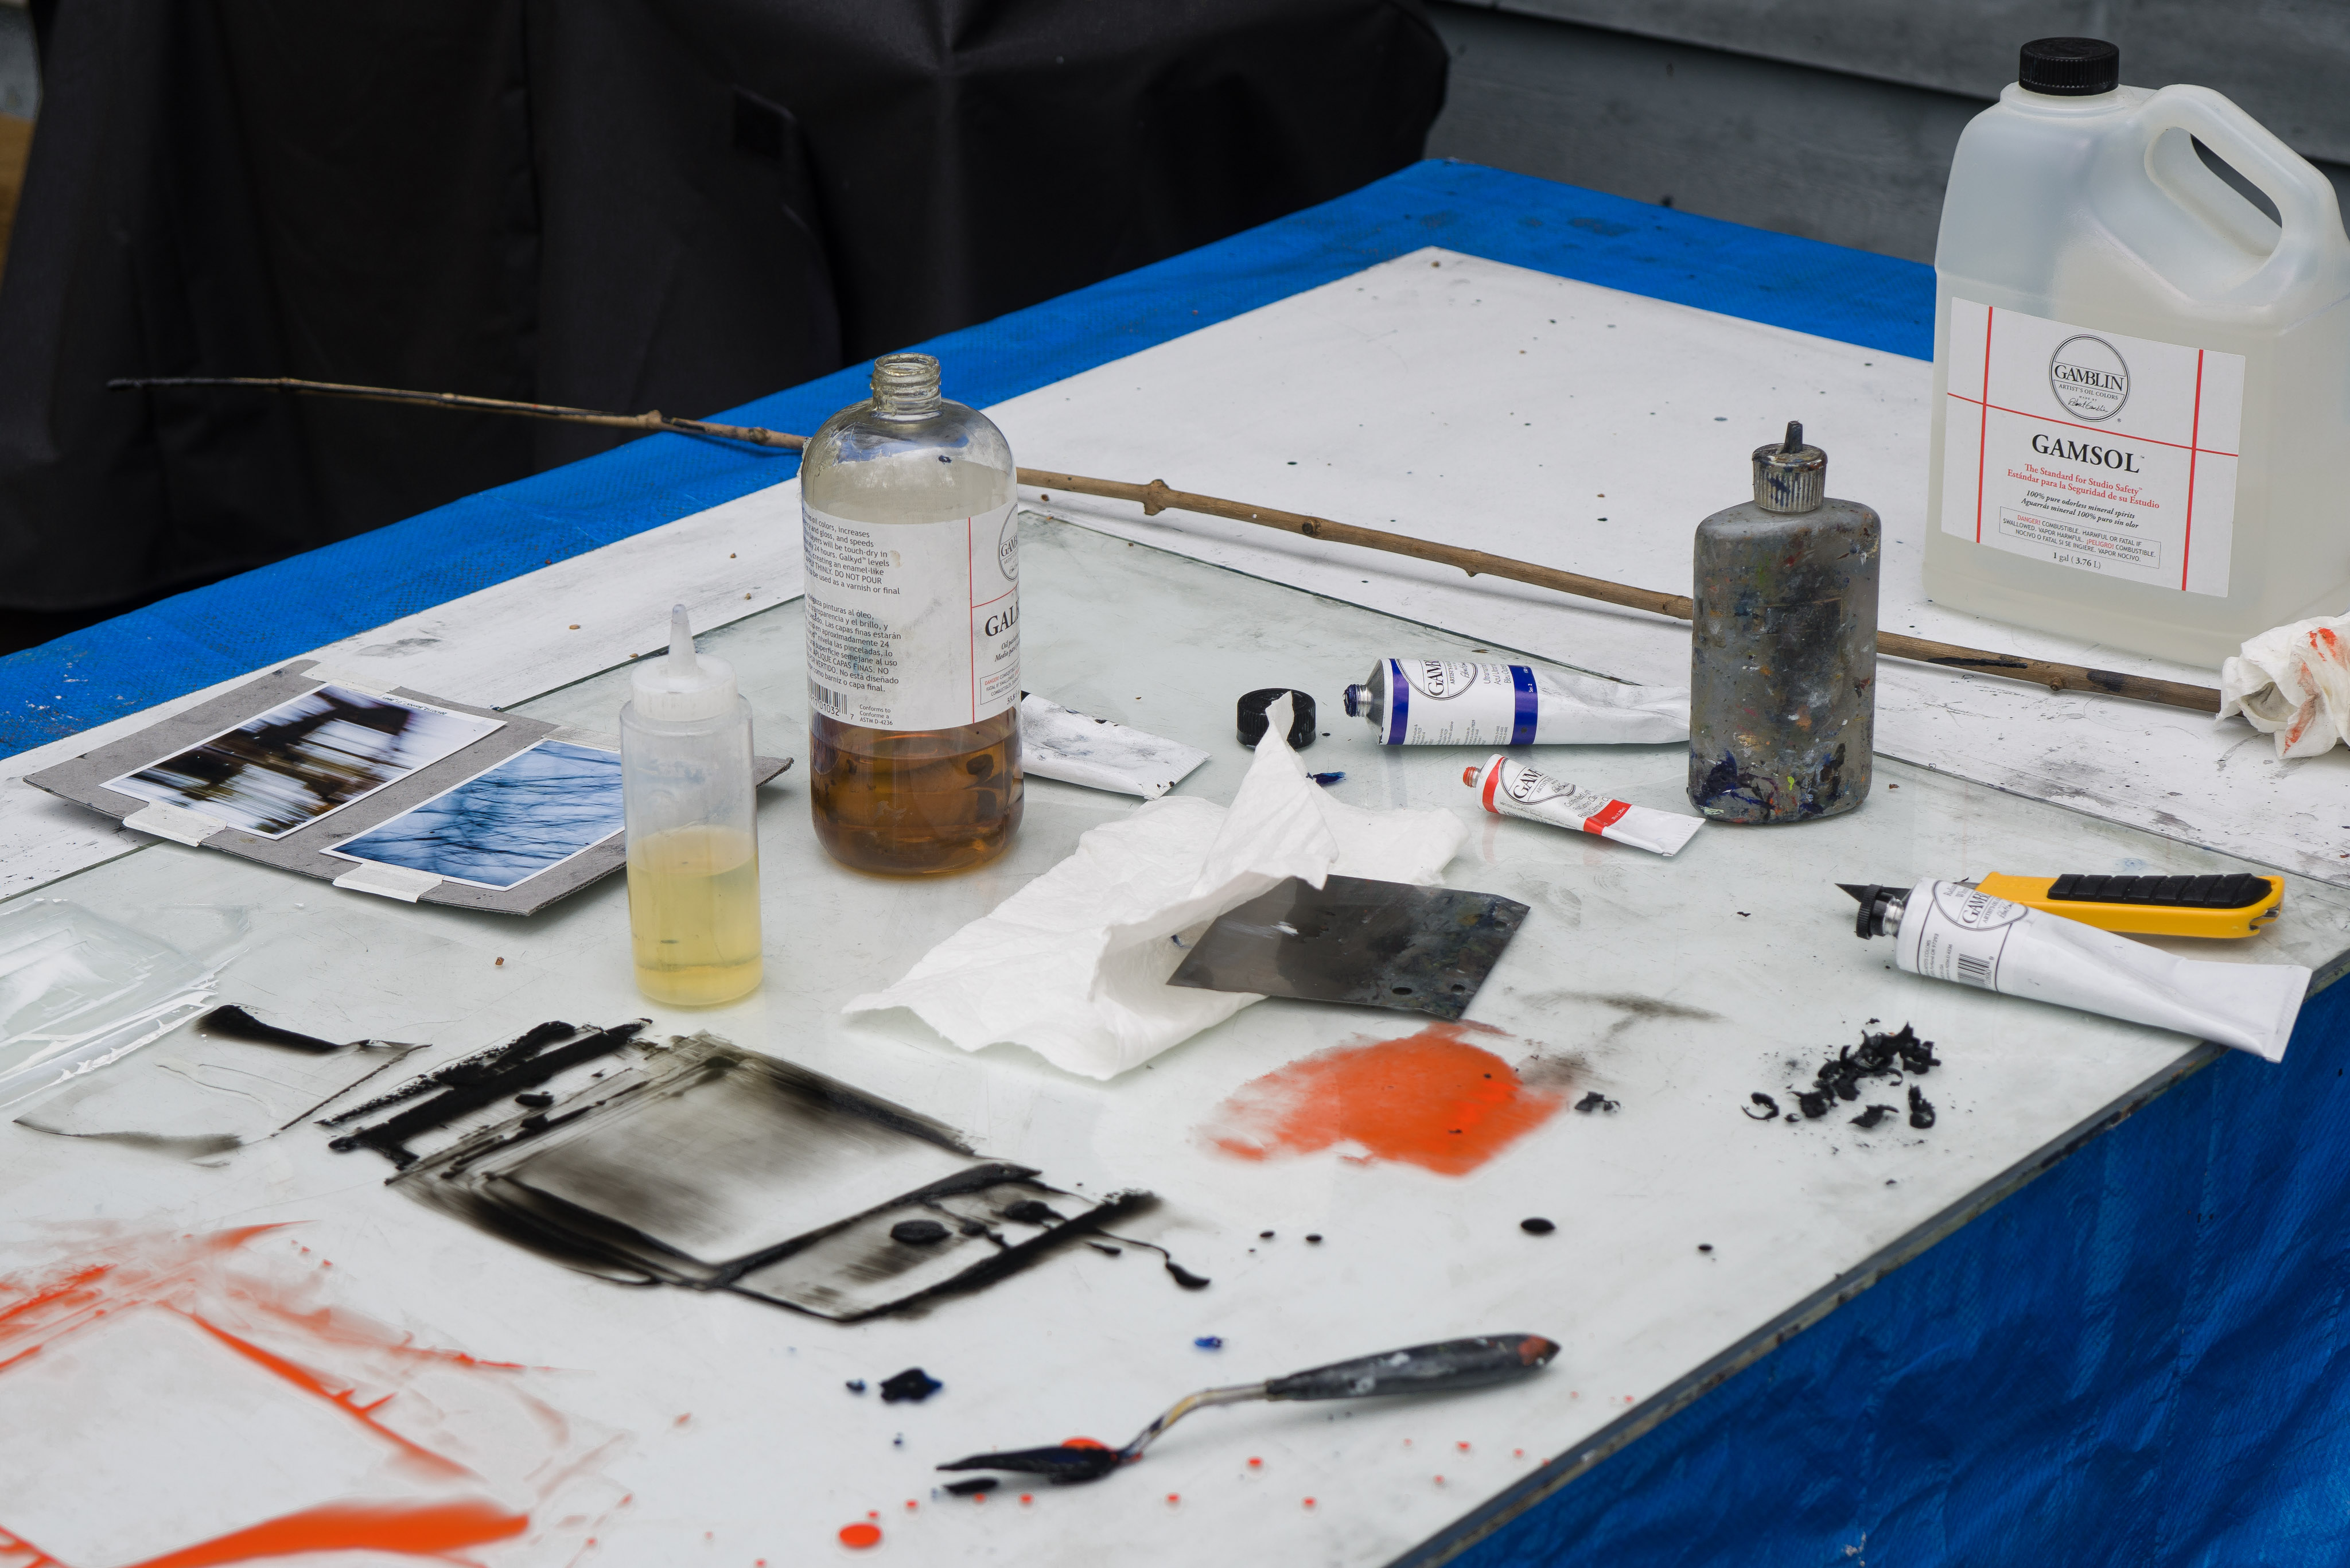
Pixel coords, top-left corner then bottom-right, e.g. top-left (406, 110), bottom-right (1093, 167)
top-left (839, 1524), bottom-right (883, 1550)
top-left (1199, 1024), bottom-right (1562, 1176)
top-left (1061, 1437), bottom-right (1108, 1450)
top-left (130, 1500), bottom-right (526, 1568)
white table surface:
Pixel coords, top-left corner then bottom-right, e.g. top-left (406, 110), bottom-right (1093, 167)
top-left (3, 518), bottom-right (2343, 1567)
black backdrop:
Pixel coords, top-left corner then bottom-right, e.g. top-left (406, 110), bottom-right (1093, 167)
top-left (0, 0), bottom-right (1445, 627)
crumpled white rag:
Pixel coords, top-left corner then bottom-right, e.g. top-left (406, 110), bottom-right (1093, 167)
top-left (2219, 614), bottom-right (2350, 758)
top-left (844, 697), bottom-right (1465, 1079)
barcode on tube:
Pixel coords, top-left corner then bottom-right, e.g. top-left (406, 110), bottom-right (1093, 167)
top-left (1955, 952), bottom-right (1994, 987)
top-left (809, 679), bottom-right (848, 714)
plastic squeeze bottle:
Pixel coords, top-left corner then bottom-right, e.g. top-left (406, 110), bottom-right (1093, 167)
top-left (1687, 423), bottom-right (1879, 823)
top-left (621, 606), bottom-right (762, 1006)
top-left (800, 353), bottom-right (1021, 874)
top-left (1926, 37), bottom-right (2350, 665)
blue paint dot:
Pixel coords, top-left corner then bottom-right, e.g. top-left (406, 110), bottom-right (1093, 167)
top-left (1194, 1336), bottom-right (1224, 1351)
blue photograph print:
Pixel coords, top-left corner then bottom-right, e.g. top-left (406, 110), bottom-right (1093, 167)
top-left (328, 740), bottom-right (625, 889)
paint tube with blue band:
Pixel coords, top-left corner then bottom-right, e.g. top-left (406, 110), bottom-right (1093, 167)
top-left (1343, 659), bottom-right (1688, 746)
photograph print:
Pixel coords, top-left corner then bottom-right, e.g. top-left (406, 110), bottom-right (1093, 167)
top-left (326, 740), bottom-right (627, 890)
top-left (106, 684), bottom-right (503, 838)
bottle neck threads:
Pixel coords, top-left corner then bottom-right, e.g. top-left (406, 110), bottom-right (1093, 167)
top-left (871, 353), bottom-right (943, 418)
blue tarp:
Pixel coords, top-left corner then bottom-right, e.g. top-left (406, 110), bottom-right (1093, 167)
top-left (6, 159), bottom-right (2341, 1567)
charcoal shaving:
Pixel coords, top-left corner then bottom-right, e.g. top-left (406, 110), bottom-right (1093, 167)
top-left (1760, 1024), bottom-right (1940, 1132)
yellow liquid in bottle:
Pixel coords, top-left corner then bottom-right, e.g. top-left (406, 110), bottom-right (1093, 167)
top-left (627, 824), bottom-right (763, 1006)
top-left (809, 711), bottom-right (1021, 876)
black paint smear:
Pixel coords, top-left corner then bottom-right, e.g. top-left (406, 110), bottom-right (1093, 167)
top-left (945, 1476), bottom-right (998, 1496)
top-left (331, 1021), bottom-right (644, 1166)
top-left (320, 1020), bottom-right (578, 1126)
top-left (1768, 1025), bottom-right (1939, 1133)
top-left (1573, 1092), bottom-right (1620, 1114)
top-left (199, 1005), bottom-right (345, 1055)
top-left (1088, 1242), bottom-right (1122, 1256)
top-left (1520, 1217), bottom-right (1555, 1235)
top-left (880, 1367), bottom-right (941, 1403)
top-left (1097, 1231), bottom-right (1212, 1291)
top-left (846, 1379), bottom-right (867, 1394)
top-left (514, 1091), bottom-right (554, 1108)
top-left (1002, 1200), bottom-right (1062, 1225)
top-left (1305, 1234), bottom-right (1322, 1244)
top-left (1908, 1086), bottom-right (1937, 1129)
top-left (1744, 1092), bottom-right (1780, 1121)
top-left (892, 1219), bottom-right (951, 1246)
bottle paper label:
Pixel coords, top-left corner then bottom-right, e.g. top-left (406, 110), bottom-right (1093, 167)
top-left (1384, 660), bottom-right (1539, 746)
top-left (802, 499), bottom-right (1020, 732)
top-left (1940, 299), bottom-right (2243, 596)
top-left (1896, 880), bottom-right (2030, 991)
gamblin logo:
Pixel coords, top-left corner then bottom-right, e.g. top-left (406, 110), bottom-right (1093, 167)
top-left (2048, 334), bottom-right (2130, 422)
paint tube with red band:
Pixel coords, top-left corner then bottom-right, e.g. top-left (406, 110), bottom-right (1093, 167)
top-left (1464, 755), bottom-right (1705, 857)
top-left (1345, 659), bottom-right (1687, 746)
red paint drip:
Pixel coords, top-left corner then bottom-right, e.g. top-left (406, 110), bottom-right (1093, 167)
top-left (1199, 1024), bottom-right (1562, 1176)
top-left (839, 1523), bottom-right (882, 1550)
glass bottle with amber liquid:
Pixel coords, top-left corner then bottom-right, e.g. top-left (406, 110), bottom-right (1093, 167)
top-left (801, 353), bottom-right (1021, 874)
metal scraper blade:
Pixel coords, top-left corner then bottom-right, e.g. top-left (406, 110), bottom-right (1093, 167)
top-left (1166, 874), bottom-right (1530, 1020)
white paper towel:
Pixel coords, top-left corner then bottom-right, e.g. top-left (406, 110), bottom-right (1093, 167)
top-left (845, 697), bottom-right (1466, 1079)
top-left (2219, 614), bottom-right (2350, 758)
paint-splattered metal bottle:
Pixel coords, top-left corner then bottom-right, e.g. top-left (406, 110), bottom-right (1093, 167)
top-left (1687, 422), bottom-right (1878, 823)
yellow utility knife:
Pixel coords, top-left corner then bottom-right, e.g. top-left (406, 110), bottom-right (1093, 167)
top-left (1972, 871), bottom-right (2282, 938)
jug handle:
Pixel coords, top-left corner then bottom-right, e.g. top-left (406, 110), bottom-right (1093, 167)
top-left (2135, 85), bottom-right (2341, 285)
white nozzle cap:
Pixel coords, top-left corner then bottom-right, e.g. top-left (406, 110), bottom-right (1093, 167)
top-left (631, 605), bottom-right (737, 723)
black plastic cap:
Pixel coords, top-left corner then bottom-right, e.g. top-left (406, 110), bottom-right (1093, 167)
top-left (2019, 37), bottom-right (2119, 96)
top-left (1237, 688), bottom-right (1317, 750)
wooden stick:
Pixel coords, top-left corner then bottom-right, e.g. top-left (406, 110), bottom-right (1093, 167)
top-left (107, 375), bottom-right (809, 453)
top-left (110, 375), bottom-right (2223, 714)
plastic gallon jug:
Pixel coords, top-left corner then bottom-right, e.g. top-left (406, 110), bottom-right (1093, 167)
top-left (1925, 37), bottom-right (2350, 666)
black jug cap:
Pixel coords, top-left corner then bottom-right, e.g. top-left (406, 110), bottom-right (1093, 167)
top-left (1237, 688), bottom-right (1317, 749)
top-left (2018, 37), bottom-right (2119, 97)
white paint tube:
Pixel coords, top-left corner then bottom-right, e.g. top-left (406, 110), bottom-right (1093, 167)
top-left (1859, 880), bottom-right (2309, 1062)
top-left (1017, 693), bottom-right (1209, 799)
top-left (1464, 754), bottom-right (1705, 857)
top-left (1344, 658), bottom-right (1687, 745)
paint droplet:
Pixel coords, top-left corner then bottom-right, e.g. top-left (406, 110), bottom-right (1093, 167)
top-left (1306, 1234), bottom-right (1324, 1243)
top-left (1304, 1497), bottom-right (1317, 1508)
top-left (866, 1511), bottom-right (878, 1519)
top-left (1514, 1449), bottom-right (1524, 1458)
top-left (1194, 1335), bottom-right (1224, 1350)
top-left (1434, 1474), bottom-right (1446, 1485)
top-left (569, 624), bottom-right (580, 629)
top-left (1520, 1217), bottom-right (1555, 1234)
top-left (495, 956), bottom-right (504, 966)
top-left (905, 1500), bottom-right (919, 1511)
top-left (676, 1413), bottom-right (692, 1426)
top-left (1064, 1437), bottom-right (1109, 1450)
top-left (1166, 1493), bottom-right (1181, 1506)
top-left (1698, 1243), bottom-right (1714, 1253)
top-left (1457, 1441), bottom-right (1471, 1451)
top-left (1260, 1230), bottom-right (1275, 1239)
top-left (1248, 1457), bottom-right (1263, 1469)
top-left (1020, 1493), bottom-right (1033, 1505)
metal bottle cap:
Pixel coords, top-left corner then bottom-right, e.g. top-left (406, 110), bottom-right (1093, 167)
top-left (1752, 421), bottom-right (1826, 513)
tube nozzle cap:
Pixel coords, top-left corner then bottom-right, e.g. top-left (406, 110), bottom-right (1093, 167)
top-left (631, 605), bottom-right (738, 723)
